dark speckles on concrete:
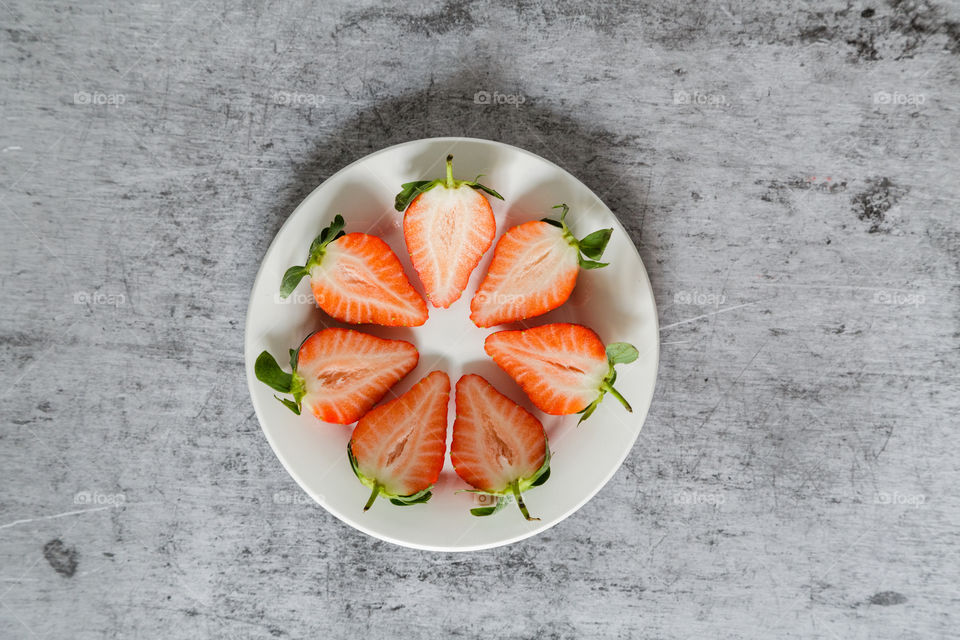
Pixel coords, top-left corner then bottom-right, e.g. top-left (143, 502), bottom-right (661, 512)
top-left (889, 0), bottom-right (960, 56)
top-left (847, 31), bottom-right (882, 61)
top-left (868, 591), bottom-right (908, 605)
top-left (841, 0), bottom-right (960, 59)
top-left (799, 24), bottom-right (836, 43)
top-left (42, 539), bottom-right (78, 578)
top-left (758, 177), bottom-right (849, 207)
top-left (763, 177), bottom-right (849, 195)
top-left (647, 0), bottom-right (960, 59)
top-left (339, 0), bottom-right (475, 37)
top-left (851, 177), bottom-right (907, 233)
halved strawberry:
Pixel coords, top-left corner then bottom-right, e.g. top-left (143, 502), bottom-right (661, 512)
top-left (254, 328), bottom-right (418, 424)
top-left (484, 323), bottom-right (638, 424)
top-left (280, 215), bottom-right (428, 327)
top-left (470, 204), bottom-right (613, 327)
top-left (348, 371), bottom-right (450, 511)
top-left (395, 155), bottom-right (501, 308)
top-left (451, 374), bottom-right (550, 520)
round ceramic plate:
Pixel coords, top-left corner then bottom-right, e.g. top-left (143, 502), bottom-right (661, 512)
top-left (244, 137), bottom-right (659, 551)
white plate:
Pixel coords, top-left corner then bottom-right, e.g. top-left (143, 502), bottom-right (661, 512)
top-left (244, 137), bottom-right (659, 551)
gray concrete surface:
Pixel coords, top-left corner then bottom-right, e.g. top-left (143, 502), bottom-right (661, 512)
top-left (2, 0), bottom-right (959, 638)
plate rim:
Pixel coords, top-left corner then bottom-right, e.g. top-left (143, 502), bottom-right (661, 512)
top-left (244, 136), bottom-right (660, 552)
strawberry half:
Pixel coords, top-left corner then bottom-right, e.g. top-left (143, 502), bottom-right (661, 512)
top-left (254, 328), bottom-right (418, 424)
top-left (451, 374), bottom-right (550, 521)
top-left (279, 215), bottom-right (428, 327)
top-left (470, 203), bottom-right (613, 327)
top-left (348, 371), bottom-right (450, 511)
top-left (484, 323), bottom-right (638, 424)
top-left (395, 155), bottom-right (501, 308)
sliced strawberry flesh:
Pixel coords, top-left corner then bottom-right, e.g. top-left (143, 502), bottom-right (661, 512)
top-left (404, 186), bottom-right (495, 308)
top-left (484, 323), bottom-right (609, 415)
top-left (451, 374), bottom-right (546, 494)
top-left (297, 328), bottom-right (418, 424)
top-left (470, 221), bottom-right (579, 327)
top-left (350, 370), bottom-right (450, 496)
top-left (310, 233), bottom-right (427, 326)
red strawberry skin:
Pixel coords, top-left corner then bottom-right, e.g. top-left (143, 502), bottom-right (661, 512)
top-left (297, 328), bottom-right (419, 424)
top-left (470, 221), bottom-right (579, 327)
top-left (404, 186), bottom-right (495, 308)
top-left (349, 371), bottom-right (450, 496)
top-left (310, 233), bottom-right (428, 326)
top-left (484, 323), bottom-right (609, 415)
top-left (451, 374), bottom-right (546, 493)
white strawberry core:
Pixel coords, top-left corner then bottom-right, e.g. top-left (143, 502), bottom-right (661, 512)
top-left (310, 244), bottom-right (416, 318)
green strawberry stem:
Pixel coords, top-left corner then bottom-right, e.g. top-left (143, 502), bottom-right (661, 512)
top-left (601, 381), bottom-right (633, 412)
top-left (394, 155), bottom-right (503, 210)
top-left (445, 154), bottom-right (455, 188)
top-left (363, 481), bottom-right (381, 512)
top-left (543, 204), bottom-right (613, 270)
top-left (511, 479), bottom-right (539, 521)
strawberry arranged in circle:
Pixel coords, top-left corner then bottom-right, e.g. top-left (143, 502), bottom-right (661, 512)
top-left (280, 215), bottom-right (428, 327)
top-left (451, 374), bottom-right (550, 520)
top-left (470, 203), bottom-right (613, 327)
top-left (348, 371), bottom-right (450, 511)
top-left (484, 323), bottom-right (638, 424)
top-left (255, 328), bottom-right (418, 424)
top-left (395, 154), bottom-right (502, 308)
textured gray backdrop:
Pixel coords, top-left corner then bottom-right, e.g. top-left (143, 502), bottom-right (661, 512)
top-left (1, 0), bottom-right (958, 638)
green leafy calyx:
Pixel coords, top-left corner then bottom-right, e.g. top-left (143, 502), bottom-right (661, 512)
top-left (279, 215), bottom-right (346, 298)
top-left (577, 343), bottom-right (638, 425)
top-left (466, 442), bottom-right (551, 520)
top-left (541, 203), bottom-right (614, 270)
top-left (347, 441), bottom-right (434, 511)
top-left (254, 350), bottom-right (306, 415)
top-left (394, 154), bottom-right (504, 212)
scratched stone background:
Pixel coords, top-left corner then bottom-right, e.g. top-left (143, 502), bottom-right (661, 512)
top-left (1, 0), bottom-right (959, 638)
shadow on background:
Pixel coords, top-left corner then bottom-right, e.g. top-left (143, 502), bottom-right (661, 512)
top-left (265, 70), bottom-right (659, 272)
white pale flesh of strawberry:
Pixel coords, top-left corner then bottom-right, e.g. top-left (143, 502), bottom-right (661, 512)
top-left (357, 392), bottom-right (441, 495)
top-left (411, 186), bottom-right (490, 304)
top-left (309, 243), bottom-right (415, 318)
top-left (464, 393), bottom-right (536, 492)
top-left (480, 227), bottom-right (577, 312)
